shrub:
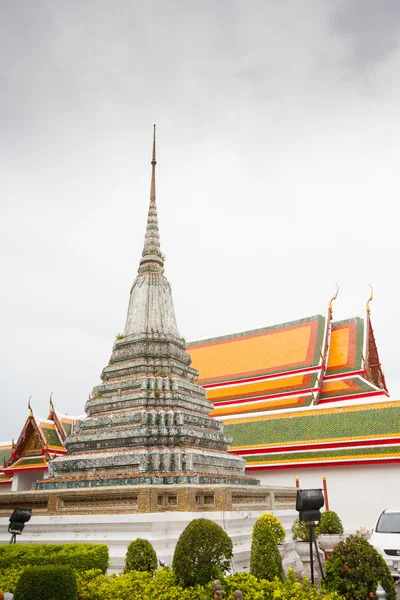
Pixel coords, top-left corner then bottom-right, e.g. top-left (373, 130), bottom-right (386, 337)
top-left (255, 513), bottom-right (285, 543)
top-left (0, 567), bottom-right (25, 594)
top-left (316, 511), bottom-right (344, 535)
top-left (124, 538), bottom-right (158, 574)
top-left (323, 534), bottom-right (396, 600)
top-left (291, 518), bottom-right (314, 542)
top-left (250, 515), bottom-right (284, 581)
top-left (14, 565), bottom-right (77, 600)
top-left (77, 567), bottom-right (343, 600)
top-left (0, 542), bottom-right (109, 574)
top-left (172, 518), bottom-right (233, 587)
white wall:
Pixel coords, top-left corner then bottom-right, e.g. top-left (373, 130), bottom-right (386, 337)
top-left (11, 470), bottom-right (47, 492)
top-left (253, 463), bottom-right (400, 532)
top-left (0, 509), bottom-right (297, 573)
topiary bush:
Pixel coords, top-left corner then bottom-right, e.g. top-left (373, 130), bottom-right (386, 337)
top-left (323, 534), bottom-right (396, 600)
top-left (14, 565), bottom-right (77, 600)
top-left (172, 518), bottom-right (233, 587)
top-left (316, 511), bottom-right (344, 535)
top-left (250, 515), bottom-right (284, 581)
top-left (0, 542), bottom-right (109, 573)
top-left (291, 517), bottom-right (314, 542)
top-left (124, 538), bottom-right (157, 574)
top-left (77, 567), bottom-right (343, 600)
top-left (256, 513), bottom-right (285, 543)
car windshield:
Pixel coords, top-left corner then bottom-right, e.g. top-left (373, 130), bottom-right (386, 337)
top-left (376, 513), bottom-right (400, 533)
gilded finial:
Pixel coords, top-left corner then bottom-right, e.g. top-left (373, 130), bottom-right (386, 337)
top-left (366, 284), bottom-right (373, 313)
top-left (28, 395), bottom-right (33, 416)
top-left (49, 391), bottom-right (54, 414)
top-left (328, 283), bottom-right (339, 313)
top-left (151, 124), bottom-right (156, 166)
top-left (11, 439), bottom-right (15, 450)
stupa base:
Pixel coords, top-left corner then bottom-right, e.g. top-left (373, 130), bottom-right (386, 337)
top-left (0, 483), bottom-right (296, 516)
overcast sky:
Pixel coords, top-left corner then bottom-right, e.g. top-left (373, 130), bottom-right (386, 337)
top-left (1, 0), bottom-right (399, 442)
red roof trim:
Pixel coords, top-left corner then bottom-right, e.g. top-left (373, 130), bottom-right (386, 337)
top-left (230, 436), bottom-right (400, 456)
top-left (214, 387), bottom-right (320, 407)
top-left (202, 365), bottom-right (323, 389)
top-left (245, 457), bottom-right (400, 471)
top-left (4, 465), bottom-right (48, 474)
top-left (318, 390), bottom-right (387, 404)
top-left (323, 369), bottom-right (367, 381)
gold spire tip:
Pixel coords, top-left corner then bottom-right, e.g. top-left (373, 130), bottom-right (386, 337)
top-left (151, 124), bottom-right (157, 165)
top-left (28, 395), bottom-right (33, 415)
top-left (328, 282), bottom-right (339, 312)
top-left (366, 284), bottom-right (373, 313)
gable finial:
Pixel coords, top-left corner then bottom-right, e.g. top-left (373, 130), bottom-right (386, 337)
top-left (49, 391), bottom-right (54, 414)
top-left (28, 395), bottom-right (33, 416)
top-left (328, 282), bottom-right (339, 313)
top-left (366, 284), bottom-right (373, 313)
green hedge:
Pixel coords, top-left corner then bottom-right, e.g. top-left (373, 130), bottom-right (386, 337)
top-left (0, 543), bottom-right (109, 574)
top-left (14, 565), bottom-right (77, 600)
top-left (77, 568), bottom-right (344, 600)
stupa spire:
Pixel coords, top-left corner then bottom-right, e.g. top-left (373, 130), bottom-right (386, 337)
top-left (139, 125), bottom-right (164, 275)
top-left (123, 126), bottom-right (180, 338)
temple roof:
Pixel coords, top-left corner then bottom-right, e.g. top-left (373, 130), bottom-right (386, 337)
top-left (224, 400), bottom-right (400, 470)
top-left (1, 402), bottom-right (81, 476)
top-left (188, 308), bottom-right (388, 420)
top-left (0, 443), bottom-right (12, 485)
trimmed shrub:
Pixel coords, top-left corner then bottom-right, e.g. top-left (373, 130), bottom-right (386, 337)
top-left (172, 518), bottom-right (233, 587)
top-left (77, 567), bottom-right (343, 600)
top-left (291, 518), bottom-right (315, 542)
top-left (0, 542), bottom-right (109, 573)
top-left (323, 534), bottom-right (396, 600)
top-left (124, 538), bottom-right (157, 574)
top-left (316, 511), bottom-right (344, 535)
top-left (0, 567), bottom-right (25, 594)
top-left (256, 513), bottom-right (285, 543)
top-left (14, 565), bottom-right (77, 600)
top-left (224, 570), bottom-right (344, 600)
top-left (250, 515), bottom-right (284, 581)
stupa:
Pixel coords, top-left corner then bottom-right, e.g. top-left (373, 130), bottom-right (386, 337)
top-left (35, 126), bottom-right (256, 494)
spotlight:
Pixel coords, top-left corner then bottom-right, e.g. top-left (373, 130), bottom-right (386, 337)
top-left (295, 489), bottom-right (325, 584)
top-left (8, 507), bottom-right (32, 544)
top-left (296, 488), bottom-right (324, 523)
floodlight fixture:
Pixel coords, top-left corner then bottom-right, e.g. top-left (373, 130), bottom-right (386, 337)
top-left (295, 489), bottom-right (325, 584)
top-left (296, 488), bottom-right (324, 522)
top-left (8, 507), bottom-right (32, 544)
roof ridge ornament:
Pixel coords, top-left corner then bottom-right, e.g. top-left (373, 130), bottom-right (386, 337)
top-left (49, 392), bottom-right (54, 414)
top-left (28, 395), bottom-right (33, 416)
top-left (366, 284), bottom-right (373, 313)
top-left (328, 282), bottom-right (339, 315)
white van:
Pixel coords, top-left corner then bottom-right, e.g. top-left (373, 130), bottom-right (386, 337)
top-left (370, 509), bottom-right (400, 578)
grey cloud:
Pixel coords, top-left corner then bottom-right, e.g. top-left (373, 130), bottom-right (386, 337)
top-left (331, 0), bottom-right (400, 68)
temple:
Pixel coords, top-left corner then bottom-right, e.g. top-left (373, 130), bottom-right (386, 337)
top-left (0, 129), bottom-right (396, 531)
top-left (1, 398), bottom-right (82, 492)
top-left (186, 289), bottom-right (394, 472)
